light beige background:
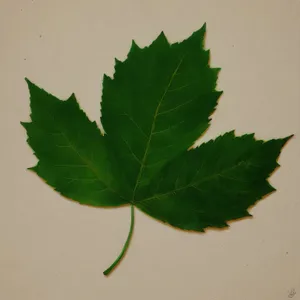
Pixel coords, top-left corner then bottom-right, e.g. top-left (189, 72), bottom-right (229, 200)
top-left (0, 0), bottom-right (299, 299)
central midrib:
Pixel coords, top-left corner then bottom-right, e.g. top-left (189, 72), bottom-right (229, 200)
top-left (131, 57), bottom-right (184, 202)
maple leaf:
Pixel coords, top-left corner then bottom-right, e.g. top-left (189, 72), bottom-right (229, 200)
top-left (21, 23), bottom-right (293, 276)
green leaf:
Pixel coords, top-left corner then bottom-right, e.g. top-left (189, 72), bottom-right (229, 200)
top-left (135, 131), bottom-right (292, 231)
top-left (21, 79), bottom-right (127, 207)
top-left (21, 23), bottom-right (292, 276)
top-left (101, 23), bottom-right (222, 194)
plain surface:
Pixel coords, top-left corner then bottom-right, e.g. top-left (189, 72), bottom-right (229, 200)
top-left (0, 0), bottom-right (299, 299)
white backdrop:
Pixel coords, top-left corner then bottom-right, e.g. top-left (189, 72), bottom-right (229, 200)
top-left (0, 0), bottom-right (299, 299)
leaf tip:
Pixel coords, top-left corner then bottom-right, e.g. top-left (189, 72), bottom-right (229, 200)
top-left (24, 77), bottom-right (40, 96)
top-left (24, 77), bottom-right (35, 89)
top-left (227, 130), bottom-right (236, 137)
top-left (244, 211), bottom-right (253, 217)
top-left (213, 67), bottom-right (222, 76)
top-left (275, 134), bottom-right (295, 152)
top-left (196, 22), bottom-right (207, 37)
top-left (27, 165), bottom-right (37, 172)
top-left (20, 121), bottom-right (30, 129)
top-left (283, 134), bottom-right (294, 144)
top-left (114, 57), bottom-right (122, 66)
top-left (182, 23), bottom-right (207, 47)
top-left (103, 73), bottom-right (112, 82)
top-left (158, 30), bottom-right (166, 38)
top-left (130, 39), bottom-right (140, 53)
top-left (66, 92), bottom-right (77, 105)
top-left (153, 31), bottom-right (170, 47)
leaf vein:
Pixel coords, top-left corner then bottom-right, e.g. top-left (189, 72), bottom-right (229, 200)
top-left (120, 113), bottom-right (148, 138)
top-left (131, 57), bottom-right (185, 200)
top-left (157, 97), bottom-right (195, 116)
top-left (139, 161), bottom-right (249, 203)
top-left (121, 137), bottom-right (142, 165)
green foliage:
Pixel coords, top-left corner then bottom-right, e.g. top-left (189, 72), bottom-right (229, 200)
top-left (21, 23), bottom-right (292, 276)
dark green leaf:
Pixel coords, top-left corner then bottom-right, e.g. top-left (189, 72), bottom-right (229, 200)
top-left (101, 23), bottom-right (222, 194)
top-left (22, 79), bottom-right (127, 207)
top-left (135, 131), bottom-right (292, 231)
top-left (21, 24), bottom-right (292, 275)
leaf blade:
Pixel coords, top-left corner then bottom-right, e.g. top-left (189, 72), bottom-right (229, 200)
top-left (135, 132), bottom-right (292, 231)
top-left (101, 23), bottom-right (222, 197)
top-left (22, 79), bottom-right (127, 207)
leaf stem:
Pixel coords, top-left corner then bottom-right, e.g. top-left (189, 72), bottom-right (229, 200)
top-left (103, 205), bottom-right (135, 276)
